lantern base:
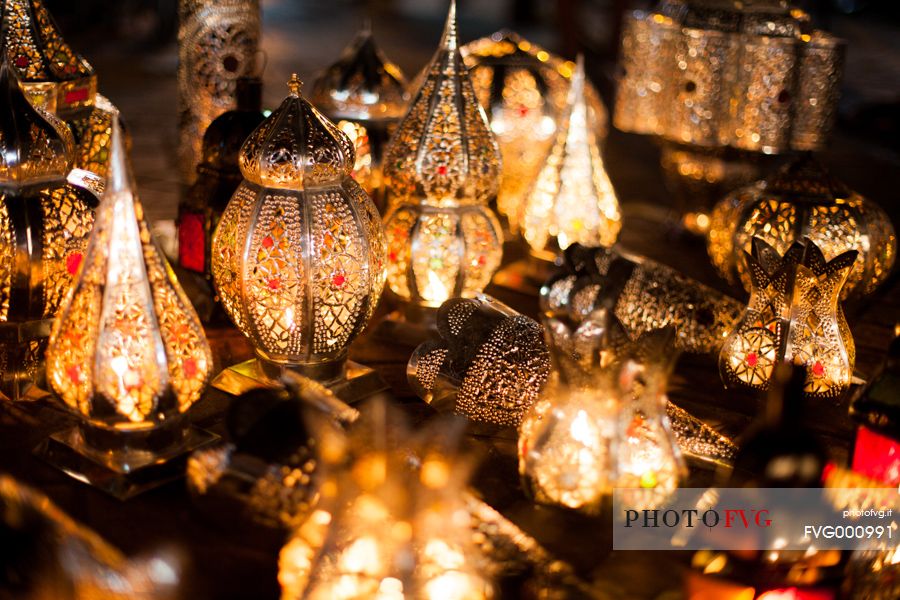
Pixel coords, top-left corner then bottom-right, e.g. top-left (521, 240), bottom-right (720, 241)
top-left (0, 320), bottom-right (53, 402)
top-left (211, 358), bottom-right (389, 405)
top-left (491, 253), bottom-right (558, 296)
top-left (35, 422), bottom-right (218, 500)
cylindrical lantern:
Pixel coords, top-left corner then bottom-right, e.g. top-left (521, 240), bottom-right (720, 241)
top-left (0, 0), bottom-right (120, 181)
top-left (310, 22), bottom-right (409, 209)
top-left (177, 0), bottom-right (261, 184)
top-left (461, 30), bottom-right (608, 234)
top-left (382, 0), bottom-right (503, 309)
top-left (210, 75), bottom-right (387, 401)
top-left (708, 155), bottom-right (896, 301)
top-left (719, 237), bottom-right (856, 399)
top-left (43, 118), bottom-right (215, 498)
top-left (0, 59), bottom-right (98, 401)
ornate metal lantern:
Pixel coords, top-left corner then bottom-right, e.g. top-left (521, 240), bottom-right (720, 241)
top-left (0, 0), bottom-right (120, 180)
top-left (210, 75), bottom-right (387, 403)
top-left (176, 76), bottom-right (266, 320)
top-left (382, 0), bottom-right (503, 309)
top-left (461, 30), bottom-right (608, 234)
top-left (310, 22), bottom-right (409, 208)
top-left (719, 237), bottom-right (856, 399)
top-left (177, 0), bottom-right (261, 183)
top-left (0, 59), bottom-right (98, 401)
top-left (708, 155), bottom-right (896, 301)
top-left (613, 0), bottom-right (845, 230)
top-left (42, 118), bottom-right (215, 498)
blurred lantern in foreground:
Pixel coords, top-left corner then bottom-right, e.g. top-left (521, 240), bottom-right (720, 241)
top-left (0, 59), bottom-right (99, 401)
top-left (0, 474), bottom-right (182, 599)
top-left (494, 56), bottom-right (620, 293)
top-left (177, 0), bottom-right (261, 183)
top-left (382, 0), bottom-right (502, 310)
top-left (719, 238), bottom-right (856, 399)
top-left (310, 22), bottom-right (409, 207)
top-left (176, 76), bottom-right (266, 321)
top-left (210, 75), bottom-right (387, 403)
top-left (279, 403), bottom-right (494, 599)
top-left (41, 118), bottom-right (215, 499)
top-left (708, 155), bottom-right (896, 301)
top-left (541, 244), bottom-right (742, 355)
top-left (407, 295), bottom-right (550, 430)
top-left (461, 30), bottom-right (608, 234)
top-left (614, 1), bottom-right (845, 232)
top-left (0, 0), bottom-right (119, 181)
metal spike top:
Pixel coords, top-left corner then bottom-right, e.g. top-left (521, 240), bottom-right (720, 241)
top-left (382, 0), bottom-right (501, 207)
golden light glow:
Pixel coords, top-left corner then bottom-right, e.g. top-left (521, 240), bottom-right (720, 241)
top-left (382, 1), bottom-right (502, 307)
top-left (46, 118), bottom-right (212, 426)
top-left (211, 76), bottom-right (386, 370)
top-left (521, 56), bottom-right (620, 254)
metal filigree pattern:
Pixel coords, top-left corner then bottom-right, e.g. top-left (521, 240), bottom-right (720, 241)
top-left (521, 56), bottom-right (620, 255)
top-left (47, 121), bottom-right (212, 426)
top-left (614, 2), bottom-right (845, 154)
top-left (177, 0), bottom-right (260, 183)
top-left (66, 100), bottom-right (114, 179)
top-left (719, 237), bottom-right (856, 398)
top-left (211, 78), bottom-right (385, 370)
top-left (408, 296), bottom-right (550, 428)
top-left (708, 156), bottom-right (896, 300)
top-left (40, 184), bottom-right (96, 317)
top-left (541, 244), bottom-right (742, 355)
top-left (462, 30), bottom-right (608, 232)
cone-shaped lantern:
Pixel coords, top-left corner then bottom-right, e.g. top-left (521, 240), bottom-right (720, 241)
top-left (0, 56), bottom-right (99, 401)
top-left (382, 0), bottom-right (503, 308)
top-left (521, 56), bottom-right (620, 257)
top-left (0, 0), bottom-right (119, 180)
top-left (210, 75), bottom-right (387, 403)
top-left (310, 21), bottom-right (409, 204)
top-left (42, 117), bottom-right (215, 496)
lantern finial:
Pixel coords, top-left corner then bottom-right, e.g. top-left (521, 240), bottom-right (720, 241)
top-left (287, 73), bottom-right (302, 96)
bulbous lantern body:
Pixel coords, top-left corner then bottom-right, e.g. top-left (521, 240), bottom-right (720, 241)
top-left (310, 23), bottom-right (409, 208)
top-left (462, 30), bottom-right (608, 234)
top-left (382, 1), bottom-right (503, 308)
top-left (212, 76), bottom-right (387, 383)
top-left (708, 155), bottom-right (896, 301)
top-left (1, 0), bottom-right (119, 180)
top-left (0, 60), bottom-right (98, 401)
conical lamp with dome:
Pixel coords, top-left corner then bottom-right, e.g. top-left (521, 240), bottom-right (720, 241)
top-left (381, 0), bottom-right (503, 320)
top-left (0, 57), bottom-right (99, 401)
top-left (39, 117), bottom-right (216, 499)
top-left (210, 75), bottom-right (388, 403)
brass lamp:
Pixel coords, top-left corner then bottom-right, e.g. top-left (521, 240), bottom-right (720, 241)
top-left (310, 21), bottom-right (409, 208)
top-left (719, 237), bottom-right (856, 399)
top-left (40, 117), bottom-right (216, 499)
top-left (382, 0), bottom-right (503, 312)
top-left (708, 154), bottom-right (896, 301)
top-left (461, 30), bottom-right (608, 234)
top-left (0, 58), bottom-right (98, 401)
top-left (210, 75), bottom-right (388, 403)
top-left (614, 0), bottom-right (845, 231)
top-left (1, 0), bottom-right (120, 180)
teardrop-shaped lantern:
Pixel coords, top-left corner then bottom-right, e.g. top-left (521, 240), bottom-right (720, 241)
top-left (310, 21), bottom-right (409, 204)
top-left (0, 0), bottom-right (120, 180)
top-left (210, 75), bottom-right (387, 403)
top-left (42, 117), bottom-right (215, 497)
top-left (382, 0), bottom-right (503, 308)
top-left (0, 58), bottom-right (98, 401)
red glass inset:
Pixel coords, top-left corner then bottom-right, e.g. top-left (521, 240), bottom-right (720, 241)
top-left (852, 425), bottom-right (900, 486)
top-left (178, 211), bottom-right (206, 273)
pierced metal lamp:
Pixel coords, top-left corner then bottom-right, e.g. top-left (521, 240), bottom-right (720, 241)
top-left (310, 21), bottom-right (409, 209)
top-left (461, 30), bottom-right (608, 235)
top-left (210, 75), bottom-right (388, 404)
top-left (494, 55), bottom-right (621, 294)
top-left (0, 58), bottom-right (98, 401)
top-left (0, 0), bottom-right (120, 181)
top-left (708, 154), bottom-right (896, 301)
top-left (381, 0), bottom-right (503, 316)
top-left (40, 117), bottom-right (216, 499)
